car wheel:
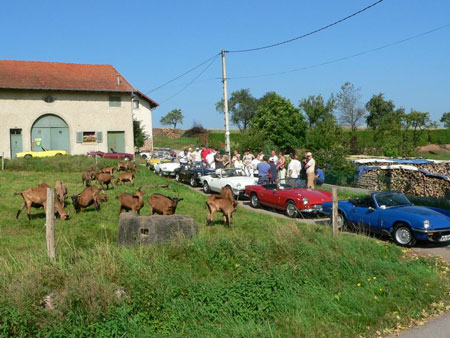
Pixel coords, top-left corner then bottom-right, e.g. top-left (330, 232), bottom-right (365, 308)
top-left (55, 153), bottom-right (63, 156)
top-left (393, 223), bottom-right (416, 247)
top-left (250, 193), bottom-right (260, 208)
top-left (24, 154), bottom-right (32, 159)
top-left (203, 181), bottom-right (210, 194)
top-left (175, 174), bottom-right (180, 182)
top-left (159, 170), bottom-right (163, 177)
top-left (285, 201), bottom-right (298, 218)
top-left (141, 154), bottom-right (147, 159)
top-left (190, 177), bottom-right (197, 187)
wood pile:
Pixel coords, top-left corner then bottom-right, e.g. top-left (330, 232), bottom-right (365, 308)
top-left (358, 168), bottom-right (450, 198)
top-left (153, 128), bottom-right (181, 139)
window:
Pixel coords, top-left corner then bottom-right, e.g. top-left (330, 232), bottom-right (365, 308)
top-left (133, 99), bottom-right (140, 109)
top-left (109, 96), bottom-right (121, 107)
top-left (83, 131), bottom-right (96, 143)
top-left (44, 96), bottom-right (55, 103)
top-left (76, 131), bottom-right (103, 143)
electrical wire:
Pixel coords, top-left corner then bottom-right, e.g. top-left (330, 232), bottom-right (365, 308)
top-left (160, 54), bottom-right (219, 103)
top-left (226, 0), bottom-right (383, 53)
top-left (145, 52), bottom-right (220, 94)
top-left (228, 23), bottom-right (450, 80)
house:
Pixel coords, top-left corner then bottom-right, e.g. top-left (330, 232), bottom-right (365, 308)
top-left (0, 60), bottom-right (158, 159)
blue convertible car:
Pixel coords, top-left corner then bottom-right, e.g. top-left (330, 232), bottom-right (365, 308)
top-left (322, 191), bottom-right (450, 247)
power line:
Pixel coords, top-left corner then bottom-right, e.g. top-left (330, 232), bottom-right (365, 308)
top-left (228, 23), bottom-right (450, 80)
top-left (160, 54), bottom-right (219, 103)
top-left (145, 53), bottom-right (220, 94)
top-left (226, 0), bottom-right (384, 53)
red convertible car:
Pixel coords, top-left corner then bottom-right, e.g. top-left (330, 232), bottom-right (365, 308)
top-left (87, 148), bottom-right (134, 161)
top-left (245, 179), bottom-right (332, 217)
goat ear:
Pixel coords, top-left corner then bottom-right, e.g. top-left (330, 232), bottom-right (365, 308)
top-left (179, 198), bottom-right (184, 202)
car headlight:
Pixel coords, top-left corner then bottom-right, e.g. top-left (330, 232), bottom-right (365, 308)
top-left (424, 220), bottom-right (430, 229)
top-left (302, 197), bottom-right (309, 205)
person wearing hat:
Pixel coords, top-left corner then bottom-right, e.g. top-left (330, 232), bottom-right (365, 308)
top-left (304, 152), bottom-right (316, 189)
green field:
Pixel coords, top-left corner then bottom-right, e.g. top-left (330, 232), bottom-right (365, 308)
top-left (1, 157), bottom-right (449, 337)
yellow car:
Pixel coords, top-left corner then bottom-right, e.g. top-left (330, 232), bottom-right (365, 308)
top-left (17, 147), bottom-right (68, 159)
top-left (147, 155), bottom-right (171, 170)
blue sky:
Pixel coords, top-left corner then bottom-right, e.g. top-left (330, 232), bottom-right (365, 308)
top-left (1, 0), bottom-right (449, 128)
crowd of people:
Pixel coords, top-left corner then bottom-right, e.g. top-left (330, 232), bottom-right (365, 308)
top-left (176, 146), bottom-right (324, 189)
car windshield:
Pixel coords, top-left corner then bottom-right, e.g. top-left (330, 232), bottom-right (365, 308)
top-left (216, 168), bottom-right (245, 177)
top-left (276, 179), bottom-right (307, 190)
top-left (375, 192), bottom-right (411, 208)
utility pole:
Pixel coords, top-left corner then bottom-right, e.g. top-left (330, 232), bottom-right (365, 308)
top-left (221, 50), bottom-right (231, 154)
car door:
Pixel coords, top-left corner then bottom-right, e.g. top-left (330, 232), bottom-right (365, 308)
top-left (258, 184), bottom-right (278, 208)
top-left (347, 197), bottom-right (380, 232)
top-left (207, 174), bottom-right (222, 193)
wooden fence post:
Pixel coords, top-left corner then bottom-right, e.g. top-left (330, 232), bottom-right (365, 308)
top-left (1, 152), bottom-right (4, 171)
top-left (332, 187), bottom-right (338, 237)
top-left (46, 188), bottom-right (56, 262)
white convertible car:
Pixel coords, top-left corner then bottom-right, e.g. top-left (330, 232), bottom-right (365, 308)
top-left (154, 161), bottom-right (181, 176)
top-left (200, 168), bottom-right (258, 198)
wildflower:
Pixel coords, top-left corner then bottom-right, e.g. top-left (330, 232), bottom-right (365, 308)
top-left (367, 278), bottom-right (371, 282)
top-left (379, 288), bottom-right (383, 292)
top-left (357, 283), bottom-right (361, 287)
top-left (373, 276), bottom-right (377, 280)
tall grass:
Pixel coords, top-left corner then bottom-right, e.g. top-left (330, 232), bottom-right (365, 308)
top-left (0, 166), bottom-right (449, 337)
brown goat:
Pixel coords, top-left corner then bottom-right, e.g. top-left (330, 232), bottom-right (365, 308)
top-left (206, 186), bottom-right (238, 228)
top-left (118, 187), bottom-right (145, 215)
top-left (71, 186), bottom-right (106, 212)
top-left (55, 180), bottom-right (67, 205)
top-left (128, 164), bottom-right (137, 173)
top-left (100, 166), bottom-right (115, 175)
top-left (117, 162), bottom-right (128, 171)
top-left (81, 171), bottom-right (95, 186)
top-left (15, 183), bottom-right (70, 220)
top-left (115, 172), bottom-right (134, 186)
top-left (94, 172), bottom-right (114, 190)
top-left (148, 194), bottom-right (183, 216)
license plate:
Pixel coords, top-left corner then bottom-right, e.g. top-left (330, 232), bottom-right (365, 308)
top-left (440, 234), bottom-right (450, 242)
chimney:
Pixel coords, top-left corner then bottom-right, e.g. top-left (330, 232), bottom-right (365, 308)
top-left (117, 74), bottom-right (121, 86)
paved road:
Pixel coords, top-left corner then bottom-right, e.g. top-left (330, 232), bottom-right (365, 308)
top-left (397, 313), bottom-right (450, 337)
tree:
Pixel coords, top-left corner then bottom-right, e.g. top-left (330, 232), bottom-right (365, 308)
top-left (306, 114), bottom-right (343, 151)
top-left (365, 93), bottom-right (395, 130)
top-left (215, 89), bottom-right (258, 131)
top-left (441, 112), bottom-right (450, 128)
top-left (336, 82), bottom-right (366, 131)
top-left (160, 109), bottom-right (183, 128)
top-left (133, 119), bottom-right (145, 148)
top-left (299, 94), bottom-right (336, 127)
top-left (404, 110), bottom-right (432, 147)
top-left (249, 92), bottom-right (307, 154)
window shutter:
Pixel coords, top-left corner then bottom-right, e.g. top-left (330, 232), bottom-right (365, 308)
top-left (76, 132), bottom-right (83, 143)
top-left (96, 132), bottom-right (103, 143)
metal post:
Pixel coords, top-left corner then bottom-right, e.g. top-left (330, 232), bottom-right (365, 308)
top-left (1, 152), bottom-right (4, 171)
top-left (332, 187), bottom-right (338, 236)
top-left (221, 50), bottom-right (231, 154)
top-left (46, 188), bottom-right (56, 262)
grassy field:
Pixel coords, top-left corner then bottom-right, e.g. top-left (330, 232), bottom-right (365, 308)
top-left (1, 158), bottom-right (449, 337)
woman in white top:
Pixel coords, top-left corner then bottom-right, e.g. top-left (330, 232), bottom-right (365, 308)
top-left (233, 154), bottom-right (244, 175)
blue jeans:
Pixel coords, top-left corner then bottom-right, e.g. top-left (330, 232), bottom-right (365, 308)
top-left (258, 176), bottom-right (269, 184)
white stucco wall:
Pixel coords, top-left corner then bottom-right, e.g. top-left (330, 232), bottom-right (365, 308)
top-left (132, 95), bottom-right (153, 139)
top-left (0, 90), bottom-right (135, 159)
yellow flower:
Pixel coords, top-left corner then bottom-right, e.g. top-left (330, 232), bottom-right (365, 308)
top-left (379, 288), bottom-right (383, 292)
top-left (367, 278), bottom-right (371, 282)
top-left (373, 277), bottom-right (377, 280)
top-left (357, 283), bottom-right (361, 287)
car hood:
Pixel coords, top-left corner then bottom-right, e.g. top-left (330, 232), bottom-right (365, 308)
top-left (384, 206), bottom-right (450, 230)
top-left (284, 188), bottom-right (332, 204)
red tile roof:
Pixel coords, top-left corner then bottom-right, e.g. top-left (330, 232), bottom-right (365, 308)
top-left (0, 60), bottom-right (158, 107)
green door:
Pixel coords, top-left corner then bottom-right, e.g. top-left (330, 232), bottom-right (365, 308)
top-left (107, 131), bottom-right (125, 153)
top-left (31, 115), bottom-right (70, 152)
top-left (10, 129), bottom-right (23, 158)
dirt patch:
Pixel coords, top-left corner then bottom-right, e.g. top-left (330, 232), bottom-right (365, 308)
top-left (417, 144), bottom-right (450, 154)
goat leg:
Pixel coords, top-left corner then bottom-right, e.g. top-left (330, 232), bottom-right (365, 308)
top-left (16, 201), bottom-right (26, 219)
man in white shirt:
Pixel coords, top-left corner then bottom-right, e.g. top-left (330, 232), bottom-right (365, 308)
top-left (178, 149), bottom-right (188, 164)
top-left (269, 149), bottom-right (278, 164)
top-left (288, 154), bottom-right (301, 185)
top-left (206, 150), bottom-right (216, 169)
